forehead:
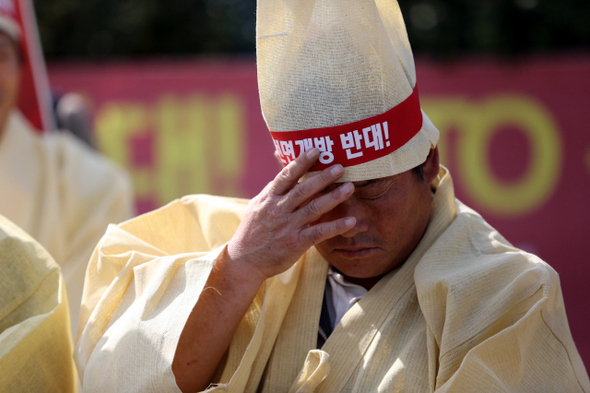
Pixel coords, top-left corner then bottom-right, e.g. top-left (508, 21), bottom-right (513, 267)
top-left (322, 173), bottom-right (400, 194)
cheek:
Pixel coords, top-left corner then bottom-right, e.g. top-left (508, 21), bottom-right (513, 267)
top-left (371, 192), bottom-right (426, 238)
top-left (369, 205), bottom-right (402, 238)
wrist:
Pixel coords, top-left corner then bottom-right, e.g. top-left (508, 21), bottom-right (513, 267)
top-left (214, 243), bottom-right (267, 296)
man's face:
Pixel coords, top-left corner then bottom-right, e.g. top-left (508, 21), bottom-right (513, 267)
top-left (314, 166), bottom-right (434, 287)
top-left (0, 32), bottom-right (20, 133)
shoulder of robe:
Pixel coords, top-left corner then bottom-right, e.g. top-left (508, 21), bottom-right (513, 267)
top-left (414, 198), bottom-right (560, 350)
top-left (110, 194), bottom-right (251, 255)
top-left (0, 214), bottom-right (61, 330)
top-left (0, 215), bottom-right (77, 392)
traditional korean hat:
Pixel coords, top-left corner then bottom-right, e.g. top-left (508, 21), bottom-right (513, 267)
top-left (0, 0), bottom-right (21, 42)
top-left (257, 0), bottom-right (439, 182)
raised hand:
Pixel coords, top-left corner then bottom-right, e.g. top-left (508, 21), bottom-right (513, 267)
top-left (227, 148), bottom-right (356, 283)
top-left (174, 148), bottom-right (356, 392)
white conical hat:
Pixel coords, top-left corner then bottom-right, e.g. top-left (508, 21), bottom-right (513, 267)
top-left (257, 0), bottom-right (439, 182)
top-left (0, 0), bottom-right (21, 42)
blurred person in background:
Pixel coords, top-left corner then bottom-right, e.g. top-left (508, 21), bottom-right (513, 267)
top-left (54, 91), bottom-right (97, 150)
top-left (75, 0), bottom-right (589, 392)
top-left (0, 214), bottom-right (77, 392)
top-left (0, 1), bottom-right (134, 338)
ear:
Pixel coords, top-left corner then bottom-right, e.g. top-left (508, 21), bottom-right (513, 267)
top-left (422, 147), bottom-right (440, 184)
top-left (273, 149), bottom-right (283, 166)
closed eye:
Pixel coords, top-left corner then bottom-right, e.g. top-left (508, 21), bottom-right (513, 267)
top-left (355, 179), bottom-right (394, 200)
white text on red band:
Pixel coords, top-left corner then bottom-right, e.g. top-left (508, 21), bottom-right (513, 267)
top-left (273, 121), bottom-right (391, 165)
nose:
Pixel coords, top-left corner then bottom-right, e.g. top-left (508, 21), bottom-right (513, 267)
top-left (331, 196), bottom-right (369, 237)
top-left (340, 220), bottom-right (369, 237)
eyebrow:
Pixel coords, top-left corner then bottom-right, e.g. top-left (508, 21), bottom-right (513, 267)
top-left (353, 179), bottom-right (378, 188)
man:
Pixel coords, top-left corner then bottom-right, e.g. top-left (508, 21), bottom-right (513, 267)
top-left (76, 0), bottom-right (589, 392)
top-left (0, 214), bottom-right (77, 392)
top-left (0, 2), bottom-right (134, 337)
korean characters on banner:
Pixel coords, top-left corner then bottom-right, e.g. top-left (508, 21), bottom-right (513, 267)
top-left (273, 136), bottom-right (335, 165)
top-left (272, 120), bottom-right (392, 170)
top-left (341, 123), bottom-right (390, 159)
top-left (269, 85), bottom-right (422, 171)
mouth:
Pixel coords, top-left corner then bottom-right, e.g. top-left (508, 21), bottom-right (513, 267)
top-left (332, 247), bottom-right (380, 259)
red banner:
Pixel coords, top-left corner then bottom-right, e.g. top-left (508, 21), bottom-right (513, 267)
top-left (270, 85), bottom-right (422, 171)
top-left (48, 55), bottom-right (590, 369)
top-left (13, 0), bottom-right (54, 131)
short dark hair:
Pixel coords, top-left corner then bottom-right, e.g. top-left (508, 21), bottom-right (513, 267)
top-left (411, 163), bottom-right (425, 181)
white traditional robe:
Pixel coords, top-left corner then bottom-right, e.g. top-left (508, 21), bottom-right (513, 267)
top-left (0, 215), bottom-right (77, 392)
top-left (76, 167), bottom-right (589, 392)
top-left (0, 110), bottom-right (134, 336)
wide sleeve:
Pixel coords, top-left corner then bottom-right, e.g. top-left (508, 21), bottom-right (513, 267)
top-left (75, 195), bottom-right (247, 393)
top-left (415, 210), bottom-right (590, 392)
top-left (0, 216), bottom-right (77, 392)
top-left (433, 274), bottom-right (589, 392)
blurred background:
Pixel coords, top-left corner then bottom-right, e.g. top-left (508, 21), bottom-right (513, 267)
top-left (30, 0), bottom-right (590, 370)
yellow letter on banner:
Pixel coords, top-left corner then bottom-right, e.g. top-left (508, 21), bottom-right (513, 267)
top-left (95, 102), bottom-right (147, 167)
top-left (155, 93), bottom-right (245, 205)
top-left (459, 95), bottom-right (562, 216)
top-left (95, 102), bottom-right (155, 198)
top-left (423, 95), bottom-right (562, 217)
top-left (420, 98), bottom-right (470, 165)
top-left (96, 94), bottom-right (246, 210)
top-left (213, 94), bottom-right (245, 196)
top-left (156, 95), bottom-right (211, 205)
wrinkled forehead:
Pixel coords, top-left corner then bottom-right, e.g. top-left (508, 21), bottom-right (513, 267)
top-left (320, 173), bottom-right (402, 195)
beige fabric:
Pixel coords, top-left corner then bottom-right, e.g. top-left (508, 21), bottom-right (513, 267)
top-left (0, 214), bottom-right (77, 392)
top-left (0, 110), bottom-right (134, 337)
top-left (256, 0), bottom-right (439, 182)
top-left (76, 166), bottom-right (589, 392)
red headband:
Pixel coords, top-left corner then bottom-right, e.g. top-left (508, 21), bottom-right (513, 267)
top-left (270, 85), bottom-right (423, 172)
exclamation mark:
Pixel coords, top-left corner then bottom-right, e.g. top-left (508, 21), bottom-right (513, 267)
top-left (383, 122), bottom-right (390, 147)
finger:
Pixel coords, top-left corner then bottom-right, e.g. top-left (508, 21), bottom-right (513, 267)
top-left (299, 216), bottom-right (357, 246)
top-left (297, 182), bottom-right (354, 224)
top-left (283, 163), bottom-right (345, 210)
top-left (271, 148), bottom-right (320, 195)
